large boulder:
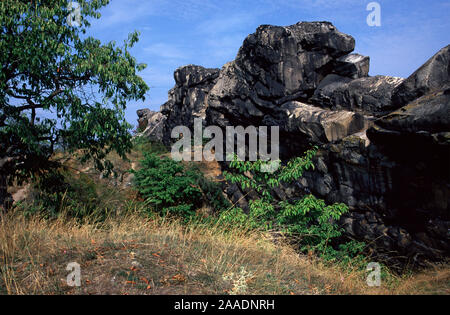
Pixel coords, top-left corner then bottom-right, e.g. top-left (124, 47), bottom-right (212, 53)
top-left (173, 64), bottom-right (221, 88)
top-left (207, 22), bottom-right (361, 128)
top-left (271, 101), bottom-right (367, 143)
top-left (374, 89), bottom-right (450, 136)
top-left (392, 45), bottom-right (450, 107)
top-left (311, 74), bottom-right (404, 117)
top-left (300, 126), bottom-right (449, 263)
top-left (332, 53), bottom-right (370, 79)
top-left (235, 22), bottom-right (356, 98)
top-left (364, 88), bottom-right (450, 250)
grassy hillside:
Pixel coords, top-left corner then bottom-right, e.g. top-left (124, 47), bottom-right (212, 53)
top-left (1, 139), bottom-right (449, 295)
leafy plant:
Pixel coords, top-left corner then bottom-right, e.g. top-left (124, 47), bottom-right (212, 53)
top-left (190, 165), bottom-right (231, 212)
top-left (221, 147), bottom-right (364, 261)
top-left (131, 143), bottom-right (230, 218)
top-left (132, 153), bottom-right (202, 217)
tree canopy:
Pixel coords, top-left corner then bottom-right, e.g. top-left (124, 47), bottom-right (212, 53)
top-left (0, 0), bottom-right (149, 209)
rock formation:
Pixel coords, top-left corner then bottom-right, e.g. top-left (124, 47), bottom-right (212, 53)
top-left (391, 45), bottom-right (450, 108)
top-left (137, 22), bottom-right (450, 265)
top-left (311, 74), bottom-right (404, 117)
top-left (160, 65), bottom-right (220, 144)
top-left (137, 109), bottom-right (166, 142)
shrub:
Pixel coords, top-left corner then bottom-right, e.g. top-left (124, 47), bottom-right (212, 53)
top-left (131, 153), bottom-right (229, 217)
top-left (221, 147), bottom-right (365, 261)
top-left (132, 153), bottom-right (202, 217)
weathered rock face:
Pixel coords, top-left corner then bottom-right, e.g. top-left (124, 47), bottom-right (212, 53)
top-left (361, 87), bottom-right (450, 262)
top-left (300, 130), bottom-right (449, 264)
top-left (207, 22), bottom-right (365, 129)
top-left (137, 21), bottom-right (450, 265)
top-left (235, 22), bottom-right (356, 97)
top-left (137, 109), bottom-right (166, 142)
top-left (375, 89), bottom-right (450, 135)
top-left (160, 65), bottom-right (220, 144)
top-left (392, 45), bottom-right (450, 108)
top-left (311, 74), bottom-right (404, 117)
top-left (332, 53), bottom-right (370, 79)
top-left (271, 101), bottom-right (367, 143)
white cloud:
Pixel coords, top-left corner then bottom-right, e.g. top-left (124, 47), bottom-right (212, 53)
top-left (192, 11), bottom-right (261, 66)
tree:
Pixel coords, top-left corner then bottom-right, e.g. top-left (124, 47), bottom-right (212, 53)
top-left (0, 0), bottom-right (149, 211)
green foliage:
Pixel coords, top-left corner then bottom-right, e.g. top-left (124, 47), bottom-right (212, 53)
top-left (132, 153), bottom-right (202, 217)
top-left (224, 147), bottom-right (317, 201)
top-left (132, 152), bottom-right (230, 219)
top-left (0, 0), bottom-right (149, 188)
top-left (217, 207), bottom-right (250, 227)
top-left (221, 147), bottom-right (365, 261)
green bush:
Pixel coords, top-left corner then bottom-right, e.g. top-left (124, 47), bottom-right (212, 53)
top-left (220, 147), bottom-right (365, 261)
top-left (132, 153), bottom-right (229, 218)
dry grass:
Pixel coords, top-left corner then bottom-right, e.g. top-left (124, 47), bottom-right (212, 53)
top-left (1, 210), bottom-right (448, 295)
top-left (2, 140), bottom-right (448, 295)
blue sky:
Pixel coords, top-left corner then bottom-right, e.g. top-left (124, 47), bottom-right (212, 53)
top-left (86, 0), bottom-right (450, 127)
